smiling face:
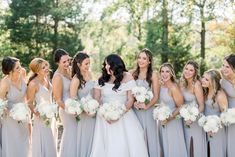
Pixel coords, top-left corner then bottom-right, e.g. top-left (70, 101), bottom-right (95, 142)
top-left (201, 73), bottom-right (211, 88)
top-left (221, 60), bottom-right (234, 78)
top-left (137, 52), bottom-right (150, 68)
top-left (11, 61), bottom-right (22, 76)
top-left (160, 66), bottom-right (172, 83)
top-left (105, 60), bottom-right (112, 75)
top-left (37, 61), bottom-right (49, 77)
top-left (79, 58), bottom-right (90, 73)
top-left (183, 64), bottom-right (196, 80)
top-left (58, 55), bottom-right (70, 71)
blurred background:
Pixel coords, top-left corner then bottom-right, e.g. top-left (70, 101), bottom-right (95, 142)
top-left (0, 0), bottom-right (234, 77)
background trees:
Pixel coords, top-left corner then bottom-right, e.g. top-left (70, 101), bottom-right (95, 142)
top-left (0, 0), bottom-right (234, 76)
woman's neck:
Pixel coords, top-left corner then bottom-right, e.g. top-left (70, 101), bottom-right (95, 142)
top-left (139, 67), bottom-right (148, 79)
top-left (9, 73), bottom-right (20, 83)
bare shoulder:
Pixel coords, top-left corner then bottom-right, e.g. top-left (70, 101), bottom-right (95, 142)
top-left (217, 89), bottom-right (227, 100)
top-left (170, 83), bottom-right (181, 93)
top-left (129, 69), bottom-right (135, 75)
top-left (123, 72), bottom-right (134, 83)
top-left (152, 71), bottom-right (159, 80)
top-left (52, 73), bottom-right (62, 83)
top-left (71, 75), bottom-right (80, 84)
top-left (0, 77), bottom-right (10, 90)
top-left (27, 79), bottom-right (39, 91)
top-left (194, 80), bottom-right (202, 88)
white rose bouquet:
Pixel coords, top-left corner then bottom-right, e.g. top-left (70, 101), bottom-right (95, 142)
top-left (10, 103), bottom-right (31, 123)
top-left (0, 99), bottom-right (7, 118)
top-left (36, 102), bottom-right (57, 126)
top-left (220, 108), bottom-right (235, 126)
top-left (98, 101), bottom-right (126, 122)
top-left (153, 103), bottom-right (172, 127)
top-left (65, 98), bottom-right (83, 122)
top-left (80, 95), bottom-right (99, 116)
top-left (132, 86), bottom-right (153, 104)
top-left (198, 115), bottom-right (222, 137)
top-left (179, 102), bottom-right (200, 127)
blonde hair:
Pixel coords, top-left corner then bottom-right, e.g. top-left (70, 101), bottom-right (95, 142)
top-left (203, 69), bottom-right (221, 104)
top-left (159, 63), bottom-right (176, 83)
top-left (27, 58), bottom-right (49, 85)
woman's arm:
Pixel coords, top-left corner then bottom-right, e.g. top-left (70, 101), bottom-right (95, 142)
top-left (70, 76), bottom-right (80, 99)
top-left (26, 81), bottom-right (38, 115)
top-left (52, 74), bottom-right (65, 109)
top-left (194, 81), bottom-right (205, 113)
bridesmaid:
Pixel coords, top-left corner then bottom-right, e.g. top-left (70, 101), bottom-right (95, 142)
top-left (0, 57), bottom-right (30, 157)
top-left (220, 54), bottom-right (235, 157)
top-left (180, 60), bottom-right (207, 157)
top-left (52, 49), bottom-right (77, 157)
top-left (27, 58), bottom-right (57, 157)
top-left (130, 48), bottom-right (161, 157)
top-left (201, 69), bottom-right (227, 157)
top-left (70, 52), bottom-right (95, 157)
top-left (158, 63), bottom-right (187, 157)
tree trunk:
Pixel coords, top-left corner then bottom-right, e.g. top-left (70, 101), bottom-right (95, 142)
top-left (162, 0), bottom-right (169, 63)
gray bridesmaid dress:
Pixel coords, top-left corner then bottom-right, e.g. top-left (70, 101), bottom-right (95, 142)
top-left (54, 72), bottom-right (78, 157)
top-left (32, 83), bottom-right (57, 157)
top-left (77, 80), bottom-right (96, 157)
top-left (159, 87), bottom-right (187, 157)
top-left (221, 78), bottom-right (235, 157)
top-left (2, 80), bottom-right (30, 157)
top-left (182, 90), bottom-right (207, 157)
top-left (133, 80), bottom-right (161, 157)
top-left (204, 99), bottom-right (226, 157)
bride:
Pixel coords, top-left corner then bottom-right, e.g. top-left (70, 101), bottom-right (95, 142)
top-left (90, 54), bottom-right (149, 157)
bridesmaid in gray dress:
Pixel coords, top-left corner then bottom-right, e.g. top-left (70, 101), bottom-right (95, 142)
top-left (158, 63), bottom-right (187, 157)
top-left (201, 69), bottom-right (227, 157)
top-left (0, 57), bottom-right (30, 157)
top-left (220, 54), bottom-right (235, 157)
top-left (52, 49), bottom-right (77, 157)
top-left (180, 60), bottom-right (207, 157)
top-left (130, 48), bottom-right (161, 157)
top-left (70, 52), bottom-right (96, 157)
top-left (27, 58), bottom-right (57, 157)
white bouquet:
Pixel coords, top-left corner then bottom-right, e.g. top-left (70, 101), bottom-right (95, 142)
top-left (0, 99), bottom-right (7, 118)
top-left (179, 102), bottom-right (200, 127)
top-left (65, 98), bottom-right (83, 122)
top-left (153, 103), bottom-right (172, 126)
top-left (80, 95), bottom-right (99, 116)
top-left (220, 108), bottom-right (235, 126)
top-left (9, 103), bottom-right (31, 123)
top-left (132, 86), bottom-right (153, 104)
top-left (198, 115), bottom-right (222, 136)
top-left (36, 102), bottom-right (57, 126)
top-left (98, 101), bottom-right (126, 121)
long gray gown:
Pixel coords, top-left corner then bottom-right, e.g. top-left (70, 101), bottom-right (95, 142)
top-left (32, 83), bottom-right (57, 157)
top-left (159, 86), bottom-right (187, 157)
top-left (54, 71), bottom-right (78, 157)
top-left (182, 90), bottom-right (207, 157)
top-left (133, 79), bottom-right (161, 157)
top-left (204, 99), bottom-right (226, 157)
top-left (77, 80), bottom-right (96, 157)
top-left (2, 80), bottom-right (30, 157)
top-left (221, 78), bottom-right (235, 157)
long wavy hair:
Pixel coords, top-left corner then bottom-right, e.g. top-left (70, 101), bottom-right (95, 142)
top-left (203, 69), bottom-right (222, 104)
top-left (27, 58), bottom-right (49, 85)
top-left (180, 60), bottom-right (200, 88)
top-left (71, 52), bottom-right (89, 89)
top-left (159, 63), bottom-right (176, 83)
top-left (132, 48), bottom-right (153, 87)
top-left (98, 54), bottom-right (127, 91)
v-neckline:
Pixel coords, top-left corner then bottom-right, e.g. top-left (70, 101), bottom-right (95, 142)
top-left (10, 79), bottom-right (23, 92)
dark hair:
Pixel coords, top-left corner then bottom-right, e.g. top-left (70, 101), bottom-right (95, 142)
top-left (98, 54), bottom-right (127, 91)
top-left (2, 57), bottom-right (19, 75)
top-left (133, 48), bottom-right (153, 87)
top-left (72, 52), bottom-right (89, 89)
top-left (54, 48), bottom-right (69, 63)
top-left (180, 60), bottom-right (200, 88)
top-left (224, 54), bottom-right (235, 71)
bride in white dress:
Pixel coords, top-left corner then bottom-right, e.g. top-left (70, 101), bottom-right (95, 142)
top-left (90, 54), bottom-right (149, 157)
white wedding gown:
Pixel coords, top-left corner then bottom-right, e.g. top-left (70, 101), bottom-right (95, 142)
top-left (90, 80), bottom-right (149, 157)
